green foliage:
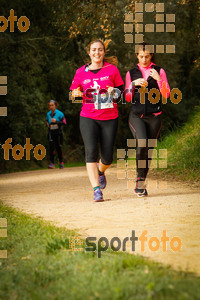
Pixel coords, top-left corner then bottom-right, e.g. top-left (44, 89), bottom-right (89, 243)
top-left (0, 0), bottom-right (199, 173)
top-left (1, 203), bottom-right (200, 299)
top-left (157, 106), bottom-right (200, 181)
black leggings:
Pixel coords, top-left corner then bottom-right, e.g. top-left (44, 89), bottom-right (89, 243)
top-left (129, 111), bottom-right (162, 179)
top-left (80, 116), bottom-right (118, 165)
top-left (49, 133), bottom-right (63, 164)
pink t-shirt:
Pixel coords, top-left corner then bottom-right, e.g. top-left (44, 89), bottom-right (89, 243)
top-left (70, 62), bottom-right (124, 120)
top-left (125, 62), bottom-right (170, 102)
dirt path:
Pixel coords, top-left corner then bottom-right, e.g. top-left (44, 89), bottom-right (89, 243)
top-left (0, 166), bottom-right (200, 275)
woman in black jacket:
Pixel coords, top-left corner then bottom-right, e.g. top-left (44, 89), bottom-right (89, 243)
top-left (125, 43), bottom-right (170, 197)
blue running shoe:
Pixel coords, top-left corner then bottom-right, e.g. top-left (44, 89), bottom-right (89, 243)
top-left (99, 174), bottom-right (107, 189)
top-left (97, 163), bottom-right (107, 189)
top-left (48, 163), bottom-right (55, 169)
top-left (59, 162), bottom-right (64, 169)
top-left (94, 188), bottom-right (104, 202)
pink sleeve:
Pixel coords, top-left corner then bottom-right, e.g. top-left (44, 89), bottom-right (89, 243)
top-left (157, 68), bottom-right (170, 98)
top-left (125, 71), bottom-right (135, 102)
top-left (70, 70), bottom-right (82, 90)
top-left (114, 67), bottom-right (124, 87)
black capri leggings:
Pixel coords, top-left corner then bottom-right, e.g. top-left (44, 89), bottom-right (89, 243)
top-left (80, 116), bottom-right (118, 165)
top-left (129, 111), bottom-right (162, 180)
top-left (49, 133), bottom-right (63, 164)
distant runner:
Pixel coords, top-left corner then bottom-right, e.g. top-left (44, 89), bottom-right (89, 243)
top-left (46, 100), bottom-right (66, 169)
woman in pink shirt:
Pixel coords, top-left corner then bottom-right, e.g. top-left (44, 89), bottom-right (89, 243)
top-left (125, 43), bottom-right (170, 197)
top-left (70, 40), bottom-right (124, 202)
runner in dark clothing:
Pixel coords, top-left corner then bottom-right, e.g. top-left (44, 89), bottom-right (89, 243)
top-left (46, 100), bottom-right (66, 169)
top-left (125, 43), bottom-right (170, 197)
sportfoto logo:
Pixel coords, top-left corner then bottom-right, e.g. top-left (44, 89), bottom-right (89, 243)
top-left (69, 82), bottom-right (182, 107)
top-left (117, 138), bottom-right (168, 190)
top-left (1, 138), bottom-right (46, 160)
top-left (124, 2), bottom-right (176, 53)
top-left (0, 218), bottom-right (7, 259)
top-left (0, 76), bottom-right (7, 116)
top-left (0, 9), bottom-right (30, 33)
top-left (69, 230), bottom-right (182, 258)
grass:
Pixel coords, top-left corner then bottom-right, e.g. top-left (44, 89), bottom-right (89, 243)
top-left (30, 161), bottom-right (86, 171)
top-left (156, 106), bottom-right (200, 181)
top-left (0, 161), bottom-right (86, 175)
top-left (0, 203), bottom-right (200, 300)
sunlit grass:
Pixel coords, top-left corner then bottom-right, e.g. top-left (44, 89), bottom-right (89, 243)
top-left (0, 203), bottom-right (200, 299)
top-left (157, 106), bottom-right (200, 181)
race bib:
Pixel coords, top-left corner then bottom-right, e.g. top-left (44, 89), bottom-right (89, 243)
top-left (50, 124), bottom-right (59, 130)
top-left (94, 92), bottom-right (114, 110)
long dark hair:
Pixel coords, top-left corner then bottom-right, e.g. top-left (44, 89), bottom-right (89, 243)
top-left (136, 42), bottom-right (155, 63)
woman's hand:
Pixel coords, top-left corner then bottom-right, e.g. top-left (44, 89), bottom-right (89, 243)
top-left (149, 69), bottom-right (161, 81)
top-left (72, 87), bottom-right (83, 98)
top-left (106, 86), bottom-right (114, 95)
top-left (51, 118), bottom-right (56, 123)
top-left (132, 78), bottom-right (148, 87)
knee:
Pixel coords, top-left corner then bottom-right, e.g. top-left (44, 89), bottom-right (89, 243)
top-left (101, 149), bottom-right (113, 165)
top-left (85, 146), bottom-right (98, 163)
top-left (101, 157), bottom-right (113, 165)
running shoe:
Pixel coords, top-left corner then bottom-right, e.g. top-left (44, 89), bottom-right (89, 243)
top-left (93, 188), bottom-right (104, 202)
top-left (134, 177), bottom-right (148, 197)
top-left (59, 162), bottom-right (64, 169)
top-left (97, 163), bottom-right (107, 189)
top-left (134, 188), bottom-right (148, 197)
top-left (99, 174), bottom-right (107, 189)
top-left (48, 163), bottom-right (55, 169)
